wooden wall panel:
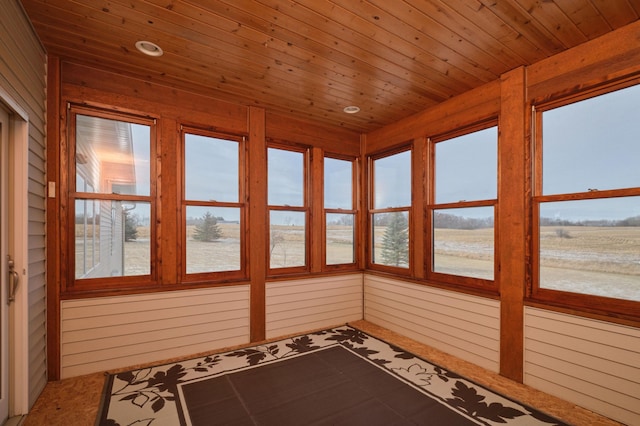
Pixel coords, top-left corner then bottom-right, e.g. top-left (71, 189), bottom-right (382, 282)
top-left (364, 274), bottom-right (500, 372)
top-left (524, 307), bottom-right (640, 425)
top-left (61, 62), bottom-right (249, 134)
top-left (0, 0), bottom-right (48, 409)
top-left (60, 285), bottom-right (250, 378)
top-left (265, 274), bottom-right (363, 339)
top-left (527, 20), bottom-right (640, 102)
top-left (265, 111), bottom-right (360, 155)
top-left (364, 80), bottom-right (500, 154)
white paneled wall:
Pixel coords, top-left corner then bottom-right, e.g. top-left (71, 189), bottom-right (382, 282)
top-left (61, 285), bottom-right (250, 378)
top-left (1, 0), bottom-right (48, 408)
top-left (524, 307), bottom-right (640, 425)
top-left (266, 274), bottom-right (363, 338)
top-left (364, 274), bottom-right (500, 372)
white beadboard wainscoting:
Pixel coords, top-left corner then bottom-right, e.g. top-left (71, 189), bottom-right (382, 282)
top-left (265, 274), bottom-right (363, 339)
top-left (524, 307), bottom-right (640, 425)
top-left (60, 285), bottom-right (250, 378)
top-left (364, 274), bottom-right (500, 372)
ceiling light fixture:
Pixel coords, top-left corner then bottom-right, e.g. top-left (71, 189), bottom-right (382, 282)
top-left (135, 40), bottom-right (163, 57)
top-left (343, 105), bottom-right (360, 114)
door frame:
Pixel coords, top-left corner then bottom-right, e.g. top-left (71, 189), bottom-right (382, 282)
top-left (1, 84), bottom-right (30, 416)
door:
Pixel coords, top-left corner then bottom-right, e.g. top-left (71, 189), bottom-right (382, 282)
top-left (0, 101), bottom-right (11, 424)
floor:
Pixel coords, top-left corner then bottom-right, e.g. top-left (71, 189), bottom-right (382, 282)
top-left (24, 320), bottom-right (622, 426)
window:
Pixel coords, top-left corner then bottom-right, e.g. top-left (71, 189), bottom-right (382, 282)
top-left (268, 145), bottom-right (308, 272)
top-left (324, 156), bottom-right (357, 267)
top-left (429, 124), bottom-right (497, 287)
top-left (369, 149), bottom-right (411, 270)
top-left (533, 82), bottom-right (640, 314)
top-left (70, 107), bottom-right (155, 289)
top-left (182, 129), bottom-right (246, 280)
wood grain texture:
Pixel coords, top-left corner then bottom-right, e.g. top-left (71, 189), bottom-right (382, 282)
top-left (498, 66), bottom-right (527, 382)
top-left (249, 106), bottom-right (268, 342)
top-left (20, 0), bottom-right (640, 134)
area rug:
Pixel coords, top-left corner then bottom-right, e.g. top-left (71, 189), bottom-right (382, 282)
top-left (96, 325), bottom-right (567, 425)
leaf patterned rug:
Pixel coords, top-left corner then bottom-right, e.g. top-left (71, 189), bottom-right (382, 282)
top-left (96, 325), bottom-right (568, 425)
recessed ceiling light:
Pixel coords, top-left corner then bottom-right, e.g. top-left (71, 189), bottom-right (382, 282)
top-left (135, 40), bottom-right (163, 57)
top-left (343, 105), bottom-right (360, 114)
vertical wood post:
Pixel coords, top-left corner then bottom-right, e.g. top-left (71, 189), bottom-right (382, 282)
top-left (310, 147), bottom-right (324, 272)
top-left (159, 119), bottom-right (179, 285)
top-left (412, 136), bottom-right (426, 279)
top-left (248, 107), bottom-right (267, 341)
top-left (498, 66), bottom-right (528, 381)
top-left (46, 56), bottom-right (62, 381)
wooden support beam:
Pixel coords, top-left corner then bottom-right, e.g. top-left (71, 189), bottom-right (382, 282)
top-left (498, 66), bottom-right (528, 382)
top-left (248, 106), bottom-right (267, 342)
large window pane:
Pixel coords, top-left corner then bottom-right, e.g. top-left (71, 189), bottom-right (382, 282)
top-left (433, 207), bottom-right (494, 280)
top-left (270, 211), bottom-right (306, 268)
top-left (542, 85), bottom-right (640, 195)
top-left (268, 148), bottom-right (304, 206)
top-left (75, 200), bottom-right (150, 278)
top-left (185, 134), bottom-right (238, 202)
top-left (75, 115), bottom-right (151, 196)
top-left (435, 127), bottom-right (497, 203)
top-left (324, 158), bottom-right (352, 209)
top-left (539, 198), bottom-right (640, 301)
top-left (372, 212), bottom-right (409, 268)
top-left (326, 213), bottom-right (354, 265)
top-left (186, 206), bottom-right (240, 273)
top-left (373, 151), bottom-right (411, 209)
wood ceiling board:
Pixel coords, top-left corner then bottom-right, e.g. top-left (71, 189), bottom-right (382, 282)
top-left (20, 0), bottom-right (640, 133)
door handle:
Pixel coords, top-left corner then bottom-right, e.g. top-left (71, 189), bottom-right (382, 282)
top-left (7, 255), bottom-right (19, 305)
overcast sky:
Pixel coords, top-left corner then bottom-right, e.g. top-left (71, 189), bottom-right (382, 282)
top-left (542, 84), bottom-right (640, 221)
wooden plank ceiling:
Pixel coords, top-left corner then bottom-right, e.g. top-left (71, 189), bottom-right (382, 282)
top-left (20, 0), bottom-right (640, 133)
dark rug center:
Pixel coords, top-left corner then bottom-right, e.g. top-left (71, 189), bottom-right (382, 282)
top-left (179, 345), bottom-right (476, 425)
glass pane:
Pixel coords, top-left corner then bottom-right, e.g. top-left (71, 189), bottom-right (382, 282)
top-left (75, 115), bottom-right (151, 196)
top-left (326, 213), bottom-right (354, 265)
top-left (435, 127), bottom-right (497, 203)
top-left (186, 206), bottom-right (241, 273)
top-left (432, 207), bottom-right (494, 280)
top-left (373, 151), bottom-right (411, 209)
top-left (270, 210), bottom-right (306, 268)
top-left (75, 200), bottom-right (150, 278)
top-left (185, 134), bottom-right (239, 202)
top-left (268, 148), bottom-right (304, 206)
top-left (539, 198), bottom-right (640, 301)
top-left (371, 211), bottom-right (409, 268)
top-left (324, 158), bottom-right (352, 209)
top-left (542, 84), bottom-right (640, 195)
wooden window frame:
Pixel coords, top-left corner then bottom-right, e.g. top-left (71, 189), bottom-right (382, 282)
top-left (63, 105), bottom-right (159, 295)
top-left (426, 120), bottom-right (499, 291)
top-left (323, 153), bottom-right (359, 271)
top-left (180, 126), bottom-right (248, 284)
top-left (367, 146), bottom-right (413, 275)
top-left (267, 142), bottom-right (311, 276)
top-left (530, 78), bottom-right (640, 322)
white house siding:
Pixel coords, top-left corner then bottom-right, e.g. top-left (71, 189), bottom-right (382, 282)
top-left (265, 274), bottom-right (363, 339)
top-left (0, 0), bottom-right (48, 408)
top-left (60, 285), bottom-right (250, 378)
top-left (364, 274), bottom-right (500, 372)
top-left (524, 307), bottom-right (640, 425)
